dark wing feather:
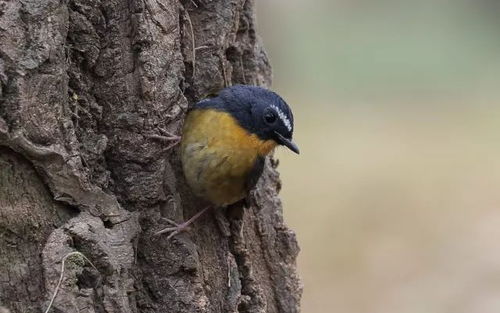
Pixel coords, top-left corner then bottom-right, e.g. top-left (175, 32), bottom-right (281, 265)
top-left (245, 156), bottom-right (265, 191)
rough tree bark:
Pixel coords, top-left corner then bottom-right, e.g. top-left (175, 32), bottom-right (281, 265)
top-left (0, 0), bottom-right (301, 313)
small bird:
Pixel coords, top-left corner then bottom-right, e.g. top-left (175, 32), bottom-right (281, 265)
top-left (156, 85), bottom-right (299, 238)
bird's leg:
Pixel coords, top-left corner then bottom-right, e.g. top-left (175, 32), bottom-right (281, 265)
top-left (154, 206), bottom-right (212, 240)
top-left (146, 128), bottom-right (181, 150)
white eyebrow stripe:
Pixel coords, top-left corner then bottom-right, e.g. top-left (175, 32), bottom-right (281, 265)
top-left (270, 104), bottom-right (292, 132)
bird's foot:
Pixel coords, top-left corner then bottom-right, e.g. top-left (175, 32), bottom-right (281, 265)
top-left (146, 128), bottom-right (181, 150)
top-left (154, 206), bottom-right (212, 240)
top-left (154, 218), bottom-right (191, 240)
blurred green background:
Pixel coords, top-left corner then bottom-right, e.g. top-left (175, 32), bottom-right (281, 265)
top-left (257, 1), bottom-right (500, 313)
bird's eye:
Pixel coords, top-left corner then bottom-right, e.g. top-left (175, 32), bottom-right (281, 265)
top-left (264, 110), bottom-right (277, 124)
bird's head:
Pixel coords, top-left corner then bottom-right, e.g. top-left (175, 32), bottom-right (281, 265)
top-left (196, 85), bottom-right (299, 154)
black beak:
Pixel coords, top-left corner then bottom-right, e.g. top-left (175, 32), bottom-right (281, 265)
top-left (274, 131), bottom-right (300, 154)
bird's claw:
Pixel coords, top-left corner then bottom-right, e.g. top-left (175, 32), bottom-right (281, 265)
top-left (154, 219), bottom-right (190, 240)
top-left (154, 226), bottom-right (182, 240)
top-left (146, 129), bottom-right (181, 150)
top-left (160, 217), bottom-right (179, 226)
top-left (154, 206), bottom-right (212, 240)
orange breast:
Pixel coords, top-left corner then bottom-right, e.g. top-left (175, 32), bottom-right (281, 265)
top-left (180, 109), bottom-right (277, 206)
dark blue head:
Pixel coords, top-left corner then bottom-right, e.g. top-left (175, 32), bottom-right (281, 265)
top-left (195, 85), bottom-right (299, 154)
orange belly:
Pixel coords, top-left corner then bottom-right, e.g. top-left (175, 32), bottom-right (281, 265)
top-left (180, 109), bottom-right (276, 206)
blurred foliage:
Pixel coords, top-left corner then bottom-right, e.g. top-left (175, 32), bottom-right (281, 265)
top-left (257, 1), bottom-right (500, 313)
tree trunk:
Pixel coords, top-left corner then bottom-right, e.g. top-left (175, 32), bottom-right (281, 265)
top-left (0, 1), bottom-right (301, 313)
